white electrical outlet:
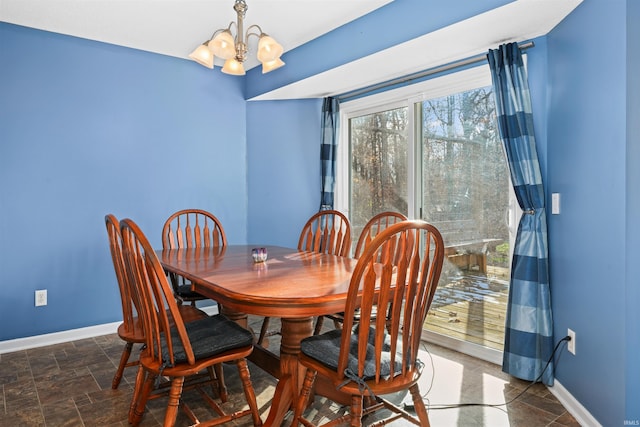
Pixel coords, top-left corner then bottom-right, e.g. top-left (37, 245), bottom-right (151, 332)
top-left (35, 289), bottom-right (47, 307)
top-left (567, 328), bottom-right (576, 355)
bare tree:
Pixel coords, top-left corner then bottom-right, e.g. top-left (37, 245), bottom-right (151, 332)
top-left (349, 86), bottom-right (509, 262)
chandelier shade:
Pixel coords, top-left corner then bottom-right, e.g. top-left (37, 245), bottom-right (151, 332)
top-left (256, 35), bottom-right (283, 63)
top-left (209, 30), bottom-right (236, 60)
top-left (188, 44), bottom-right (214, 69)
top-left (261, 57), bottom-right (285, 74)
top-left (189, 0), bottom-right (285, 75)
top-left (222, 58), bottom-right (246, 76)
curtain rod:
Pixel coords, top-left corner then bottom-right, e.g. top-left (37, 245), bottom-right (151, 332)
top-left (337, 41), bottom-right (534, 102)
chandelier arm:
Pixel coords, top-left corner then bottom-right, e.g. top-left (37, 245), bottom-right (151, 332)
top-left (209, 23), bottom-right (233, 42)
top-left (226, 21), bottom-right (237, 35)
top-left (245, 24), bottom-right (264, 41)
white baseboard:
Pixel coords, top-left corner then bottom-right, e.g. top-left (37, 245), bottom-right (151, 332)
top-left (0, 322), bottom-right (121, 354)
top-left (0, 305), bottom-right (219, 355)
top-left (548, 379), bottom-right (601, 427)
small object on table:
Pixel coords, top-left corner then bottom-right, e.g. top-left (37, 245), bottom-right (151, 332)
top-left (252, 247), bottom-right (268, 263)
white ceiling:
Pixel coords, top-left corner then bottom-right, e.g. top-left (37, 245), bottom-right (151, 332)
top-left (1, 0), bottom-right (583, 100)
top-left (0, 0), bottom-right (392, 68)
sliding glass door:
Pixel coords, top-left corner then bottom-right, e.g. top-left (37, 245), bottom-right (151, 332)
top-left (339, 67), bottom-right (518, 360)
top-left (417, 88), bottom-right (515, 354)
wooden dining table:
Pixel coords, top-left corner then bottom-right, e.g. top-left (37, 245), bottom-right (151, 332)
top-left (157, 244), bottom-right (358, 426)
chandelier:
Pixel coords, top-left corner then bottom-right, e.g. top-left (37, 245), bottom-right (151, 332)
top-left (189, 0), bottom-right (285, 76)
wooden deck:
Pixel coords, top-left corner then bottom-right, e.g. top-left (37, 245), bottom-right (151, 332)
top-left (424, 266), bottom-right (510, 351)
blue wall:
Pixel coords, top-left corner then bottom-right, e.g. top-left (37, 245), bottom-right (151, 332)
top-left (625, 0), bottom-right (640, 423)
top-left (246, 99), bottom-right (323, 247)
top-left (2, 0), bottom-right (639, 424)
top-left (546, 0), bottom-right (634, 425)
top-left (0, 23), bottom-right (248, 339)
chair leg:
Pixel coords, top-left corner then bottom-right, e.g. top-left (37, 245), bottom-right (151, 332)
top-left (128, 364), bottom-right (146, 424)
top-left (293, 368), bottom-right (317, 427)
top-left (213, 363), bottom-right (228, 402)
top-left (236, 359), bottom-right (263, 426)
top-left (168, 272), bottom-right (185, 305)
top-left (350, 395), bottom-right (364, 427)
top-left (313, 316), bottom-right (324, 335)
top-left (257, 317), bottom-right (271, 346)
top-left (163, 377), bottom-right (185, 427)
top-left (112, 342), bottom-right (133, 389)
top-left (410, 383), bottom-right (431, 427)
top-left (130, 370), bottom-right (156, 426)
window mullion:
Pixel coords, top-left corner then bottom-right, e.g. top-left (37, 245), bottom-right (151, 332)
top-left (408, 97), bottom-right (422, 220)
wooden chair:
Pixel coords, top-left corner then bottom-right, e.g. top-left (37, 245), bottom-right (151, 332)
top-left (257, 210), bottom-right (351, 345)
top-left (297, 209), bottom-right (352, 257)
top-left (321, 211), bottom-right (409, 331)
top-left (353, 211), bottom-right (408, 258)
top-left (293, 220), bottom-right (444, 427)
top-left (105, 214), bottom-right (214, 390)
top-left (120, 218), bottom-right (262, 427)
top-left (161, 209), bottom-right (227, 307)
top-left (105, 214), bottom-right (146, 389)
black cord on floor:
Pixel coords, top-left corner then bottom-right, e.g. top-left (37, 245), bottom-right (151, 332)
top-left (407, 335), bottom-right (571, 411)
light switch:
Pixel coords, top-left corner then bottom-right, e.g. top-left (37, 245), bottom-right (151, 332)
top-left (551, 193), bottom-right (560, 215)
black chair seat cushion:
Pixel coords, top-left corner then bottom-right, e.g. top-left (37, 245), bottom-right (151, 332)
top-left (176, 283), bottom-right (204, 299)
top-left (300, 326), bottom-right (402, 381)
top-left (161, 314), bottom-right (253, 366)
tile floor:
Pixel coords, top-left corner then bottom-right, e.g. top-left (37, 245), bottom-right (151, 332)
top-left (0, 316), bottom-right (580, 426)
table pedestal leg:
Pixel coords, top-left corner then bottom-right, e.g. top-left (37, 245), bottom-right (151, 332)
top-left (263, 317), bottom-right (313, 427)
top-left (219, 306), bottom-right (248, 329)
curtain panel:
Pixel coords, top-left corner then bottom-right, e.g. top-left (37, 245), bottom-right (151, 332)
top-left (320, 97), bottom-right (339, 210)
top-left (487, 43), bottom-right (554, 386)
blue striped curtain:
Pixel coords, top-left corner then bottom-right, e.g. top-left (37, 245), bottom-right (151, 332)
top-left (320, 97), bottom-right (339, 210)
top-left (487, 43), bottom-right (554, 386)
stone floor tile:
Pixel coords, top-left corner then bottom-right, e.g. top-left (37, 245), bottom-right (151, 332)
top-left (0, 329), bottom-right (580, 426)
